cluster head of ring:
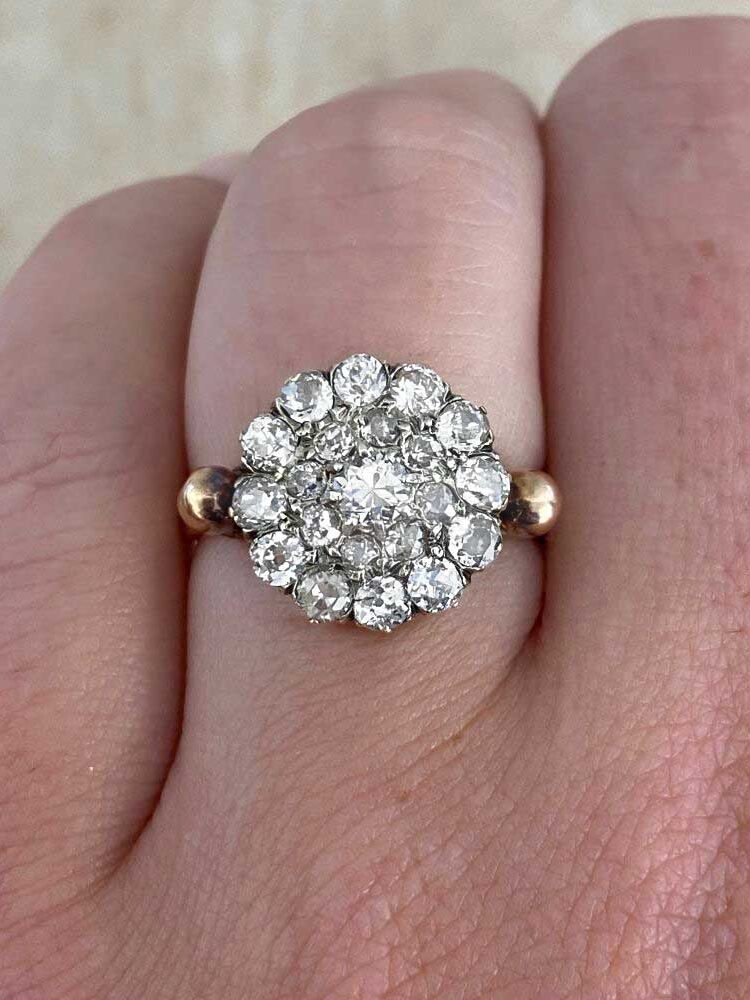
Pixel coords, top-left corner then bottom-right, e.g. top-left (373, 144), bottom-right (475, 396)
top-left (230, 354), bottom-right (511, 632)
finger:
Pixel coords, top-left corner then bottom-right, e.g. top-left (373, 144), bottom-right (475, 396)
top-left (165, 70), bottom-right (544, 830)
top-left (0, 177), bottom-right (225, 906)
top-left (543, 19), bottom-right (750, 684)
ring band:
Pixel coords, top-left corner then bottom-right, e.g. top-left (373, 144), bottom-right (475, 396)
top-left (178, 355), bottom-right (560, 632)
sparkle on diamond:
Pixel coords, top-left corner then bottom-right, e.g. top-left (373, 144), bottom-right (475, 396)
top-left (447, 512), bottom-right (501, 570)
top-left (331, 458), bottom-right (411, 523)
top-left (285, 461), bottom-right (327, 501)
top-left (354, 576), bottom-right (412, 631)
top-left (339, 534), bottom-right (381, 572)
top-left (435, 399), bottom-right (490, 453)
top-left (407, 556), bottom-right (465, 613)
top-left (390, 364), bottom-right (446, 417)
top-left (333, 354), bottom-right (388, 407)
top-left (455, 453), bottom-right (511, 511)
top-left (251, 530), bottom-right (309, 587)
top-left (299, 504), bottom-right (342, 547)
top-left (241, 413), bottom-right (297, 471)
top-left (295, 568), bottom-right (352, 622)
top-left (231, 475), bottom-right (287, 531)
top-left (279, 371), bottom-right (334, 423)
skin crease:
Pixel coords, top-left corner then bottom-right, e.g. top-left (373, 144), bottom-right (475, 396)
top-left (1, 14), bottom-right (749, 1000)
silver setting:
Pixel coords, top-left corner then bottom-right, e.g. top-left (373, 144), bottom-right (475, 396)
top-left (231, 356), bottom-right (511, 631)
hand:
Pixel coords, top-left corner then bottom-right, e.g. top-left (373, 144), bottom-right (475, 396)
top-left (2, 17), bottom-right (748, 999)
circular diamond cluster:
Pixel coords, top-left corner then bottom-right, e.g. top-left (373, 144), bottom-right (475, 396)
top-left (231, 354), bottom-right (511, 632)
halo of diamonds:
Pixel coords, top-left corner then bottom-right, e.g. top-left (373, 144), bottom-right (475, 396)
top-left (230, 354), bottom-right (511, 632)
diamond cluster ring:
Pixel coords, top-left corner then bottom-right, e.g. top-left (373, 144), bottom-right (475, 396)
top-left (178, 355), bottom-right (560, 632)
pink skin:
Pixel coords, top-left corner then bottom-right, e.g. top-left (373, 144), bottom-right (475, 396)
top-left (1, 17), bottom-right (749, 999)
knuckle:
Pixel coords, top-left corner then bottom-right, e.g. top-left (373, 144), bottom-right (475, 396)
top-left (242, 83), bottom-right (535, 237)
top-left (218, 81), bottom-right (540, 368)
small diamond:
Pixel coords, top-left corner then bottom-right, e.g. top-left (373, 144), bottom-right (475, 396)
top-left (455, 453), bottom-right (511, 511)
top-left (314, 422), bottom-right (355, 463)
top-left (447, 512), bottom-right (501, 570)
top-left (435, 399), bottom-right (490, 452)
top-left (251, 530), bottom-right (310, 587)
top-left (385, 520), bottom-right (426, 562)
top-left (401, 431), bottom-right (445, 471)
top-left (339, 534), bottom-right (381, 572)
top-left (285, 461), bottom-right (327, 501)
top-left (241, 414), bottom-right (297, 471)
top-left (360, 407), bottom-right (400, 446)
top-left (333, 354), bottom-right (388, 406)
top-left (407, 556), bottom-right (464, 613)
top-left (390, 364), bottom-right (446, 417)
top-left (295, 568), bottom-right (353, 622)
top-left (231, 475), bottom-right (287, 531)
top-left (299, 504), bottom-right (342, 547)
top-left (354, 576), bottom-right (412, 632)
top-left (418, 481), bottom-right (460, 525)
top-left (279, 371), bottom-right (334, 423)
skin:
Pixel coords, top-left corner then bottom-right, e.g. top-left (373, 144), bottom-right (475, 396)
top-left (1, 15), bottom-right (749, 999)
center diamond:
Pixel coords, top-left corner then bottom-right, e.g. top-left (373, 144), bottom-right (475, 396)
top-left (332, 458), bottom-right (412, 523)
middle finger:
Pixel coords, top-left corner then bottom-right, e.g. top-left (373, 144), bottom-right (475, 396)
top-left (179, 70), bottom-right (545, 816)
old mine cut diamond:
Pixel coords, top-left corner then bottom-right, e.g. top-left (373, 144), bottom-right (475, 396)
top-left (241, 414), bottom-right (297, 471)
top-left (300, 504), bottom-right (342, 547)
top-left (407, 556), bottom-right (465, 613)
top-left (435, 399), bottom-right (490, 452)
top-left (231, 475), bottom-right (287, 531)
top-left (390, 364), bottom-right (446, 417)
top-left (385, 519), bottom-right (426, 562)
top-left (231, 354), bottom-right (511, 630)
top-left (251, 530), bottom-right (309, 587)
top-left (333, 354), bottom-right (387, 406)
top-left (285, 461), bottom-right (326, 501)
top-left (279, 371), bottom-right (334, 423)
top-left (332, 457), bottom-right (411, 523)
top-left (314, 422), bottom-right (355, 463)
top-left (295, 568), bottom-right (352, 622)
top-left (455, 453), bottom-right (511, 511)
top-left (361, 406), bottom-right (399, 446)
top-left (339, 534), bottom-right (381, 572)
top-left (354, 576), bottom-right (412, 631)
top-left (447, 513), bottom-right (501, 571)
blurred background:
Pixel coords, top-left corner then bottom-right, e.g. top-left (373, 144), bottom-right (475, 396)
top-left (1, 1), bottom-right (741, 285)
